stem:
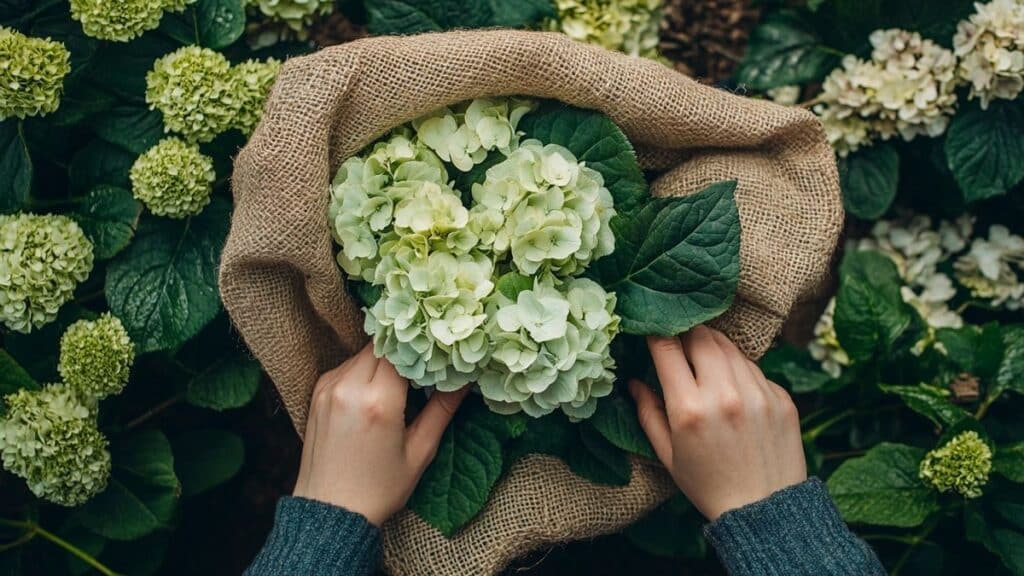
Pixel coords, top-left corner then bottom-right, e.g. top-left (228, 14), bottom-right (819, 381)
top-left (823, 448), bottom-right (868, 460)
top-left (124, 392), bottom-right (185, 430)
top-left (74, 289), bottom-right (106, 305)
top-left (0, 528), bottom-right (35, 552)
top-left (860, 533), bottom-right (920, 545)
top-left (890, 514), bottom-right (940, 575)
top-left (975, 391), bottom-right (1000, 420)
top-left (802, 408), bottom-right (855, 442)
top-left (798, 94), bottom-right (826, 109)
top-left (0, 519), bottom-right (119, 576)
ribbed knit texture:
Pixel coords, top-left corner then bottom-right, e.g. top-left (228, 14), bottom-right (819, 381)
top-left (244, 496), bottom-right (381, 576)
top-left (704, 477), bottom-right (886, 576)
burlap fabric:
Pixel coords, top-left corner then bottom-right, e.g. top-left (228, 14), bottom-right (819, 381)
top-left (220, 30), bottom-right (842, 576)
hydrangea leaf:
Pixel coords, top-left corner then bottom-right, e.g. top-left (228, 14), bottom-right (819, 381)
top-left (185, 353), bottom-right (261, 411)
top-left (993, 326), bottom-right (1024, 398)
top-left (935, 323), bottom-right (1004, 381)
top-left (518, 102), bottom-right (648, 213)
top-left (590, 392), bottom-right (655, 459)
top-left (0, 121), bottom-right (32, 214)
top-left (945, 100), bottom-right (1024, 204)
top-left (105, 196), bottom-right (229, 353)
top-left (833, 250), bottom-right (914, 363)
top-left (827, 442), bottom-right (938, 527)
top-left (68, 139), bottom-right (134, 194)
top-left (365, 0), bottom-right (492, 35)
top-left (487, 0), bottom-right (554, 27)
top-left (838, 142), bottom-right (899, 220)
top-left (77, 430), bottom-right (180, 541)
top-left (758, 344), bottom-right (831, 393)
top-left (735, 11), bottom-right (840, 90)
top-left (91, 105), bottom-right (164, 155)
top-left (4, 305), bottom-right (94, 382)
top-left (196, 0), bottom-right (246, 49)
top-left (965, 492), bottom-right (1024, 574)
top-left (568, 422), bottom-right (631, 486)
top-left (408, 397), bottom-right (515, 536)
top-left (624, 496), bottom-right (706, 559)
top-left (587, 180), bottom-right (741, 336)
top-left (878, 384), bottom-right (970, 430)
top-left (72, 186), bottom-right (142, 260)
top-left (495, 272), bottom-right (533, 301)
top-left (172, 429), bottom-right (244, 497)
top-left (994, 443), bottom-right (1024, 484)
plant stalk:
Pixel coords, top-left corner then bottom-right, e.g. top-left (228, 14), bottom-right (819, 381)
top-left (0, 519), bottom-right (119, 576)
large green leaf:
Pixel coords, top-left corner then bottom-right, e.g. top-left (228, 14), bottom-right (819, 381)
top-left (68, 139), bottom-right (134, 194)
top-left (945, 100), bottom-right (1024, 203)
top-left (588, 181), bottom-right (741, 336)
top-left (105, 198), bottom-right (230, 353)
top-left (839, 142), bottom-right (899, 220)
top-left (735, 11), bottom-right (840, 90)
top-left (91, 105), bottom-right (164, 155)
top-left (72, 186), bottom-right (142, 260)
top-left (568, 422), bottom-right (631, 486)
top-left (759, 344), bottom-right (832, 394)
top-left (487, 0), bottom-right (554, 27)
top-left (365, 0), bottom-right (492, 34)
top-left (936, 323), bottom-right (1005, 381)
top-left (590, 393), bottom-right (655, 459)
top-left (878, 384), bottom-right (970, 429)
top-left (966, 501), bottom-right (1024, 575)
top-left (4, 305), bottom-right (93, 382)
top-left (994, 326), bottom-right (1024, 398)
top-left (197, 0), bottom-right (246, 49)
top-left (827, 442), bottom-right (938, 527)
top-left (185, 354), bottom-right (261, 411)
top-left (408, 398), bottom-right (519, 536)
top-left (833, 250), bottom-right (914, 363)
top-left (0, 121), bottom-right (32, 214)
top-left (995, 443), bottom-right (1024, 484)
top-left (518, 102), bottom-right (648, 213)
top-left (624, 495), bottom-right (706, 559)
top-left (78, 430), bottom-right (180, 541)
top-left (172, 429), bottom-right (245, 497)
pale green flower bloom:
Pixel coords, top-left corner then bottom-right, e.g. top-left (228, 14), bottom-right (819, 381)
top-left (919, 431), bottom-right (992, 498)
top-left (0, 384), bottom-right (110, 506)
top-left (70, 0), bottom-right (195, 42)
top-left (0, 214), bottom-right (94, 333)
top-left (233, 58), bottom-right (281, 135)
top-left (414, 98), bottom-right (535, 172)
top-left (547, 0), bottom-right (663, 58)
top-left (247, 0), bottom-right (332, 33)
top-left (130, 137), bottom-right (215, 218)
top-left (146, 46), bottom-right (240, 143)
top-left (0, 27), bottom-right (70, 120)
top-left (59, 313), bottom-right (135, 400)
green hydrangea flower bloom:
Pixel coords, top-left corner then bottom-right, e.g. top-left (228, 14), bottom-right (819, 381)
top-left (480, 275), bottom-right (619, 419)
top-left (70, 0), bottom-right (195, 42)
top-left (548, 0), bottom-right (663, 58)
top-left (0, 27), bottom-right (70, 120)
top-left (0, 384), bottom-right (111, 507)
top-left (247, 0), bottom-right (333, 32)
top-left (919, 431), bottom-right (993, 498)
top-left (0, 214), bottom-right (94, 333)
top-left (58, 313), bottom-right (135, 400)
top-left (471, 139), bottom-right (616, 276)
top-left (146, 46), bottom-right (240, 143)
top-left (130, 137), bottom-right (215, 218)
top-left (233, 58), bottom-right (281, 135)
top-left (414, 98), bottom-right (535, 172)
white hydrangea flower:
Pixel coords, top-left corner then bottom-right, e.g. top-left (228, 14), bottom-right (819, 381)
top-left (953, 0), bottom-right (1024, 108)
top-left (955, 224), bottom-right (1024, 309)
top-left (479, 275), bottom-right (619, 420)
top-left (808, 298), bottom-right (850, 378)
top-left (414, 98), bottom-right (535, 172)
top-left (767, 85), bottom-right (801, 105)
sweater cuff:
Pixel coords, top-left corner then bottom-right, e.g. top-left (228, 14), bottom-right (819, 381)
top-left (704, 478), bottom-right (884, 576)
top-left (246, 496), bottom-right (381, 576)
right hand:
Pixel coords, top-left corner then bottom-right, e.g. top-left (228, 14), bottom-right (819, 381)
top-left (628, 326), bottom-right (807, 521)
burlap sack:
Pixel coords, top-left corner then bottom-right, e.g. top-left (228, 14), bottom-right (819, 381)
top-left (220, 30), bottom-right (842, 576)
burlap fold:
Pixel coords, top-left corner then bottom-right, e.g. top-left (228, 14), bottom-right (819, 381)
top-left (221, 30), bottom-right (842, 576)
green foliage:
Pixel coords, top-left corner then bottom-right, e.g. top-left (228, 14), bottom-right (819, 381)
top-left (839, 142), bottom-right (899, 220)
top-left (945, 100), bottom-right (1024, 203)
top-left (71, 186), bottom-right (142, 260)
top-left (185, 353), bottom-right (261, 411)
top-left (0, 121), bottom-right (31, 213)
top-left (172, 428), bottom-right (245, 497)
top-left (364, 0), bottom-right (554, 35)
top-left (833, 250), bottom-right (915, 362)
top-left (827, 443), bottom-right (939, 527)
top-left (735, 11), bottom-right (840, 90)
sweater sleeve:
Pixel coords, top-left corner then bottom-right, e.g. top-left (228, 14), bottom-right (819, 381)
top-left (704, 477), bottom-right (886, 576)
top-left (244, 496), bottom-right (381, 576)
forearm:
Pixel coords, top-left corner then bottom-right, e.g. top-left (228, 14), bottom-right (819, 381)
top-left (704, 478), bottom-right (885, 576)
top-left (245, 496), bottom-right (381, 576)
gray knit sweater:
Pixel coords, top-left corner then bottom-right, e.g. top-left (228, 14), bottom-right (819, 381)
top-left (244, 477), bottom-right (885, 575)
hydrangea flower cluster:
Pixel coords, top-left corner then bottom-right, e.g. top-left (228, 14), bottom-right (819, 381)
top-left (333, 98), bottom-right (621, 419)
top-left (919, 431), bottom-right (992, 498)
top-left (247, 0), bottom-right (332, 37)
top-left (146, 46), bottom-right (280, 143)
top-left (0, 214), bottom-right (94, 333)
top-left (0, 384), bottom-right (110, 506)
top-left (130, 137), bottom-right (215, 218)
top-left (808, 298), bottom-right (849, 379)
top-left (814, 29), bottom-right (958, 156)
top-left (58, 314), bottom-right (136, 399)
top-left (547, 0), bottom-right (663, 59)
top-left (70, 0), bottom-right (196, 42)
top-left (954, 224), bottom-right (1024, 310)
top-left (953, 0), bottom-right (1024, 108)
top-left (0, 27), bottom-right (70, 120)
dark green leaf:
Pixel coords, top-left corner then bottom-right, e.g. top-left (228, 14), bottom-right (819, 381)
top-left (759, 344), bottom-right (832, 393)
top-left (827, 442), bottom-right (938, 527)
top-left (567, 422), bottom-right (631, 486)
top-left (173, 429), bottom-right (245, 497)
top-left (72, 186), bottom-right (142, 260)
top-left (99, 532), bottom-right (169, 576)
top-left (106, 198), bottom-right (230, 353)
top-left (505, 411), bottom-right (575, 465)
top-left (833, 250), bottom-right (914, 363)
top-left (945, 100), bottom-right (1024, 203)
top-left (518, 102), bottom-right (648, 213)
top-left (4, 305), bottom-right (94, 382)
top-left (965, 504), bottom-right (1024, 575)
top-left (197, 0), bottom-right (246, 49)
top-left (590, 393), bottom-right (655, 458)
top-left (51, 80), bottom-right (117, 127)
top-left (996, 443), bottom-right (1024, 484)
top-left (350, 280), bottom-right (382, 308)
top-left (936, 323), bottom-right (1005, 381)
top-left (365, 0), bottom-right (492, 34)
top-left (495, 271), bottom-right (533, 301)
top-left (487, 0), bottom-right (554, 27)
top-left (0, 350), bottom-right (40, 412)
top-left (839, 142), bottom-right (899, 220)
top-left (78, 430), bottom-right (180, 540)
top-left (735, 11), bottom-right (840, 90)
top-left (588, 181), bottom-right (741, 336)
top-left (0, 121), bottom-right (32, 214)
top-left (186, 354), bottom-right (261, 410)
top-left (91, 105), bottom-right (164, 155)
top-left (90, 34), bottom-right (181, 101)
top-left (624, 495), bottom-right (706, 558)
top-left (994, 326), bottom-right (1024, 398)
top-left (878, 383), bottom-right (970, 429)
top-left (68, 139), bottom-right (135, 194)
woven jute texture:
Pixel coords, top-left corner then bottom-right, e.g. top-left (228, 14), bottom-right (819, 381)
top-left (220, 30), bottom-right (842, 576)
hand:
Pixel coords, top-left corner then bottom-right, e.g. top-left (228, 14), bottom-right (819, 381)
top-left (293, 344), bottom-right (468, 527)
top-left (629, 326), bottom-right (807, 521)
